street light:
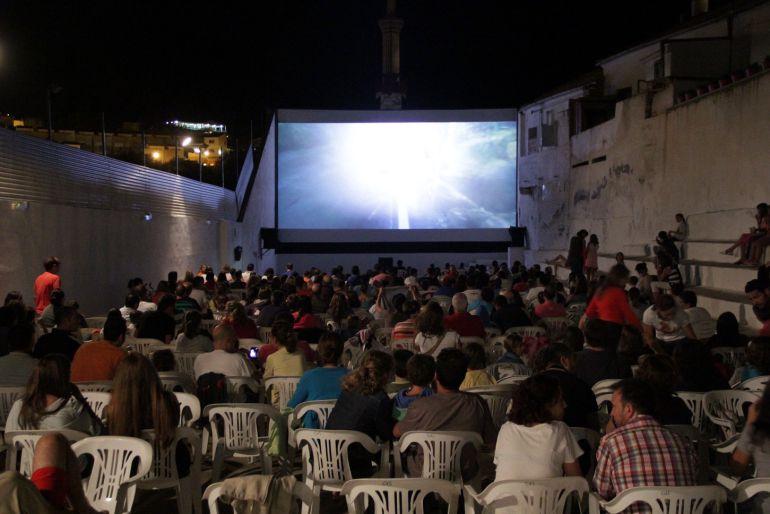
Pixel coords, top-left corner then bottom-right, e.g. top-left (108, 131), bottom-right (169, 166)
top-left (151, 151), bottom-right (161, 160)
top-left (181, 136), bottom-right (192, 147)
top-left (175, 135), bottom-right (192, 175)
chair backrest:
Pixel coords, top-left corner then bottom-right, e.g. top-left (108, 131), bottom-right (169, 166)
top-left (487, 362), bottom-right (530, 381)
top-left (703, 389), bottom-right (759, 439)
top-left (139, 427), bottom-right (201, 483)
top-left (126, 337), bottom-right (166, 356)
top-left (598, 485), bottom-right (726, 514)
top-left (72, 436), bottom-right (154, 514)
top-left (730, 477), bottom-right (770, 505)
top-left (294, 399), bottom-right (337, 429)
top-left (205, 403), bottom-right (281, 452)
top-left (265, 376), bottom-right (300, 411)
top-left (0, 387), bottom-right (25, 427)
top-left (6, 429), bottom-right (89, 477)
top-left (81, 391), bottom-right (111, 420)
top-left (258, 326), bottom-right (273, 344)
top-left (736, 375), bottom-right (770, 393)
top-left (173, 392), bottom-right (201, 427)
top-left (505, 326), bottom-right (546, 338)
top-left (497, 374), bottom-right (530, 385)
top-left (711, 346), bottom-right (747, 369)
top-left (173, 352), bottom-right (202, 381)
top-left (205, 480), bottom-right (315, 514)
top-left (664, 424), bottom-right (711, 484)
top-left (395, 431), bottom-right (482, 483)
top-left (465, 385), bottom-right (514, 429)
top-left (85, 316), bottom-right (107, 329)
top-left (157, 372), bottom-right (194, 394)
top-left (484, 327), bottom-right (502, 339)
top-left (459, 336), bottom-right (486, 348)
top-left (592, 378), bottom-right (622, 396)
top-left (674, 391), bottom-right (706, 431)
top-left (75, 381), bottom-right (113, 392)
top-left (295, 429), bottom-right (382, 486)
top-left (431, 295), bottom-right (453, 312)
top-left (343, 478), bottom-right (461, 514)
top-left (225, 376), bottom-right (261, 403)
top-left (466, 476), bottom-right (589, 514)
top-left (237, 338), bottom-right (261, 350)
top-left (391, 338), bottom-right (417, 353)
top-left (540, 317), bottom-right (570, 340)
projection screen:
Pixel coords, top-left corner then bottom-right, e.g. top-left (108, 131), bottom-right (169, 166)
top-left (276, 109), bottom-right (517, 231)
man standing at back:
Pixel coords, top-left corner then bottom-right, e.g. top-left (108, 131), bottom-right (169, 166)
top-left (594, 378), bottom-right (697, 512)
top-left (34, 257), bottom-right (61, 314)
top-left (566, 230), bottom-right (588, 279)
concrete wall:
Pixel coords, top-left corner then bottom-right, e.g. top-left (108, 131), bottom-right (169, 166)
top-left (0, 199), bottom-right (230, 316)
top-left (522, 70), bottom-right (770, 263)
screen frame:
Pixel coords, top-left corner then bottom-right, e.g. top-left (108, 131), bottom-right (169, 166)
top-left (274, 108), bottom-right (518, 232)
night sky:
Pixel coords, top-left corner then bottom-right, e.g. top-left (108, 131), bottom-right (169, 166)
top-left (0, 0), bottom-right (693, 138)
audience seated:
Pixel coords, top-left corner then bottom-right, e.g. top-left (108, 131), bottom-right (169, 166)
top-left (391, 300), bottom-right (420, 341)
top-left (673, 341), bottom-right (730, 391)
top-left (193, 324), bottom-right (254, 380)
top-left (0, 324), bottom-right (38, 387)
top-left (533, 286), bottom-right (566, 319)
top-left (224, 301), bottom-right (258, 339)
top-left (5, 354), bottom-right (101, 434)
top-left (255, 290), bottom-right (290, 327)
top-left (494, 374), bottom-right (582, 481)
top-left (119, 292), bottom-right (140, 324)
top-left (730, 337), bottom-right (770, 386)
top-left (33, 306), bottom-right (81, 361)
top-left (413, 302), bottom-right (460, 357)
top-left (722, 202), bottom-right (769, 263)
top-left (136, 294), bottom-right (176, 343)
top-left (38, 289), bottom-right (65, 330)
top-left (175, 310), bottom-right (214, 353)
top-left (459, 342), bottom-right (495, 390)
top-left (70, 310), bottom-right (127, 383)
top-left (386, 349), bottom-right (414, 394)
top-left (594, 379), bottom-right (697, 507)
top-left (731, 382), bottom-right (770, 511)
top-left (263, 323), bottom-right (307, 404)
top-left (533, 344), bottom-right (599, 430)
top-left (709, 311), bottom-right (750, 348)
top-left (573, 318), bottom-right (631, 387)
top-left (174, 283), bottom-right (200, 316)
top-left (679, 290), bottom-right (715, 341)
top-left (635, 354), bottom-right (692, 425)
top-left (393, 348), bottom-right (496, 480)
top-left (490, 294), bottom-right (530, 332)
top-left (496, 334), bottom-right (528, 368)
top-left (292, 296), bottom-right (322, 331)
top-left (442, 293), bottom-right (484, 338)
top-left (642, 294), bottom-right (696, 351)
top-left (392, 353), bottom-right (435, 421)
top-left (746, 279), bottom-right (770, 335)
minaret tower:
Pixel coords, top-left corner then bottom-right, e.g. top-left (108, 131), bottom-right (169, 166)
top-left (377, 0), bottom-right (405, 109)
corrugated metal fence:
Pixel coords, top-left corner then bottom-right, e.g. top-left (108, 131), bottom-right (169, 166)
top-left (0, 128), bottom-right (237, 220)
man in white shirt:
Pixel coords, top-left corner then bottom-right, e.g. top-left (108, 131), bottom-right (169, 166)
top-left (193, 324), bottom-right (254, 380)
top-left (0, 324), bottom-right (38, 387)
top-left (119, 293), bottom-right (140, 323)
top-left (642, 294), bottom-right (697, 349)
top-left (680, 290), bottom-right (715, 341)
top-left (188, 276), bottom-right (208, 312)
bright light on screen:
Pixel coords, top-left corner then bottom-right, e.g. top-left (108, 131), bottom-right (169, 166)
top-left (278, 121), bottom-right (517, 229)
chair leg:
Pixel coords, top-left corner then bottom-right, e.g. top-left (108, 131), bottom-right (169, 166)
top-left (211, 443), bottom-right (225, 482)
top-left (176, 481), bottom-right (193, 514)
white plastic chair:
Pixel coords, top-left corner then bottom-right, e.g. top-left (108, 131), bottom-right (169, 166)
top-left (205, 403), bottom-right (283, 481)
top-left (736, 375), bottom-right (770, 394)
top-left (375, 327), bottom-right (393, 346)
top-left (343, 478), bottom-right (461, 514)
top-left (484, 327), bottom-right (502, 339)
top-left (226, 376), bottom-right (262, 403)
top-left (75, 381), bottom-right (113, 392)
top-left (81, 391), bottom-right (111, 420)
top-left (237, 337), bottom-right (261, 350)
top-left (432, 295), bottom-right (453, 312)
top-left (85, 316), bottom-right (107, 328)
top-left (540, 317), bottom-right (571, 340)
top-left (265, 376), bottom-right (300, 410)
top-left (126, 337), bottom-right (166, 356)
top-left (0, 387), bottom-right (25, 427)
top-left (505, 326), bottom-right (545, 338)
top-left (665, 424), bottom-right (711, 484)
top-left (394, 431), bottom-right (482, 483)
top-left (711, 346), bottom-right (747, 369)
top-left (674, 391), bottom-right (706, 431)
top-left (465, 476), bottom-right (589, 514)
top-left (591, 379), bottom-right (622, 397)
top-left (487, 362), bottom-right (530, 381)
top-left (72, 436), bottom-right (154, 514)
top-left (497, 374), bottom-right (530, 385)
top-left (391, 338), bottom-right (417, 353)
top-left (257, 326), bottom-right (273, 344)
top-left (158, 371), bottom-right (196, 394)
top-left (295, 429), bottom-right (390, 495)
top-left (729, 477), bottom-right (770, 512)
top-left (703, 389), bottom-right (759, 439)
top-left (287, 400), bottom-right (337, 450)
top-left (173, 352), bottom-right (202, 382)
top-left (569, 427), bottom-right (601, 478)
top-left (466, 385), bottom-right (514, 429)
top-left (138, 427), bottom-right (203, 514)
top-left (459, 336), bottom-right (486, 348)
top-left (5, 429), bottom-right (89, 477)
top-left (588, 485), bottom-right (726, 514)
top-left (174, 392), bottom-right (201, 427)
top-left (204, 479), bottom-right (315, 514)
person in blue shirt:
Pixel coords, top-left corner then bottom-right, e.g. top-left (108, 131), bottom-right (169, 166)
top-left (393, 354), bottom-right (435, 421)
top-left (288, 332), bottom-right (348, 428)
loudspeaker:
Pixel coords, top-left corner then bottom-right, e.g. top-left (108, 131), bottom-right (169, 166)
top-left (260, 228), bottom-right (279, 249)
top-left (508, 226), bottom-right (528, 247)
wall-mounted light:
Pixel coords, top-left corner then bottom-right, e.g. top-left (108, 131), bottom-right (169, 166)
top-left (10, 200), bottom-right (29, 211)
top-left (143, 212), bottom-right (153, 221)
top-left (151, 151), bottom-right (161, 160)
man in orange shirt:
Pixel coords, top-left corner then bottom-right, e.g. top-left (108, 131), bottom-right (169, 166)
top-left (71, 311), bottom-right (127, 382)
top-left (34, 257), bottom-right (61, 314)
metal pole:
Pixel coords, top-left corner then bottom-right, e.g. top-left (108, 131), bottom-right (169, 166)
top-left (175, 131), bottom-right (179, 175)
top-left (141, 131), bottom-right (146, 166)
top-left (101, 112), bottom-right (107, 156)
top-left (46, 90), bottom-right (53, 141)
top-left (221, 149), bottom-right (225, 188)
top-left (199, 150), bottom-right (202, 182)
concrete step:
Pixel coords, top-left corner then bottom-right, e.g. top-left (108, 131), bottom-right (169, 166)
top-left (681, 260), bottom-right (758, 292)
top-left (691, 286), bottom-right (761, 332)
top-left (682, 240), bottom-right (738, 264)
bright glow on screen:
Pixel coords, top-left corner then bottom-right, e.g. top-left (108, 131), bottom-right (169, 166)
top-left (278, 121), bottom-right (517, 229)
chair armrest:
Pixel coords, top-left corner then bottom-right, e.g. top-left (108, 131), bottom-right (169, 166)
top-left (588, 492), bottom-right (606, 514)
top-left (463, 484), bottom-right (480, 514)
top-left (712, 434), bottom-right (740, 454)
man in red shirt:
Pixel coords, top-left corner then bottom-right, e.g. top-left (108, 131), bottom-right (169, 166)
top-left (444, 293), bottom-right (485, 338)
top-left (34, 257), bottom-right (61, 314)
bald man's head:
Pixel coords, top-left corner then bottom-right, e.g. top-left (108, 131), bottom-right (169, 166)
top-left (213, 324), bottom-right (238, 352)
top-left (451, 293), bottom-right (468, 313)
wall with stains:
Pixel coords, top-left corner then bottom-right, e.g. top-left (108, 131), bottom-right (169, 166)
top-left (522, 71), bottom-right (770, 262)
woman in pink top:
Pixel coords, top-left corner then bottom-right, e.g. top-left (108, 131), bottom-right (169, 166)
top-left (293, 296), bottom-right (322, 330)
top-left (584, 234), bottom-right (599, 281)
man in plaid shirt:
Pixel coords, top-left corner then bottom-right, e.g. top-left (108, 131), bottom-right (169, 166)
top-left (594, 379), bottom-right (697, 513)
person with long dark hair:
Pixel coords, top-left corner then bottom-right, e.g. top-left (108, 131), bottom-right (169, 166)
top-left (494, 374), bottom-right (582, 481)
top-left (5, 354), bottom-right (101, 434)
top-left (175, 310), bottom-right (213, 353)
top-left (414, 302), bottom-right (459, 357)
